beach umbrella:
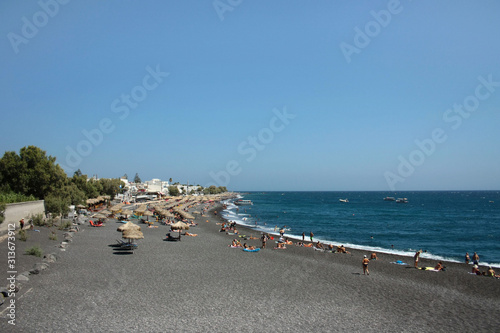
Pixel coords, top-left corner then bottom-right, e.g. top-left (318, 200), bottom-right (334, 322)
top-left (121, 229), bottom-right (144, 251)
top-left (76, 204), bottom-right (86, 209)
top-left (92, 213), bottom-right (107, 219)
top-left (170, 221), bottom-right (189, 240)
top-left (110, 204), bottom-right (124, 213)
top-left (122, 229), bottom-right (144, 239)
top-left (143, 210), bottom-right (154, 221)
top-left (100, 209), bottom-right (112, 216)
top-left (117, 221), bottom-right (141, 232)
top-left (121, 209), bottom-right (134, 217)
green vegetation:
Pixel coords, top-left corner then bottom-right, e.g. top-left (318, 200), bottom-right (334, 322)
top-left (168, 186), bottom-right (180, 196)
top-left (58, 220), bottom-right (72, 230)
top-left (18, 229), bottom-right (28, 241)
top-left (25, 245), bottom-right (43, 257)
top-left (0, 146), bottom-right (66, 199)
top-left (134, 173), bottom-right (141, 183)
top-left (0, 191), bottom-right (37, 204)
top-left (203, 185), bottom-right (228, 195)
top-left (49, 231), bottom-right (57, 241)
top-left (30, 213), bottom-right (45, 227)
top-left (0, 202), bottom-right (5, 224)
top-left (0, 146), bottom-right (125, 218)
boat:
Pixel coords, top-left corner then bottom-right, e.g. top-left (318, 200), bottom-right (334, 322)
top-left (234, 199), bottom-right (253, 206)
top-left (383, 197), bottom-right (396, 201)
top-left (339, 199), bottom-right (349, 203)
top-left (396, 198), bottom-right (408, 203)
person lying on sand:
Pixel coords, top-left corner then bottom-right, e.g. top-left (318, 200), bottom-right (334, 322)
top-left (472, 265), bottom-right (481, 275)
top-left (185, 232), bottom-right (198, 237)
top-left (370, 253), bottom-right (378, 260)
top-left (337, 245), bottom-right (350, 254)
top-left (275, 242), bottom-right (286, 249)
top-left (303, 243), bottom-right (313, 248)
top-left (315, 241), bottom-right (324, 249)
top-left (434, 262), bottom-right (444, 271)
top-left (230, 239), bottom-right (242, 247)
top-left (486, 266), bottom-right (496, 277)
top-left (243, 243), bottom-right (256, 250)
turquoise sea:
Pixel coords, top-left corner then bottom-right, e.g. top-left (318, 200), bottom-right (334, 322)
top-left (221, 191), bottom-right (500, 267)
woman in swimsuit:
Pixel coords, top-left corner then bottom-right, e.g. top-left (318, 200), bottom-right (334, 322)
top-left (362, 255), bottom-right (370, 275)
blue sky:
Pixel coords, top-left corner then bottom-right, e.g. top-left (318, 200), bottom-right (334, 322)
top-left (1, 1), bottom-right (499, 191)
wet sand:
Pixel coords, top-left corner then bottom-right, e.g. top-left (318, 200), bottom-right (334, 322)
top-left (1, 203), bottom-right (499, 332)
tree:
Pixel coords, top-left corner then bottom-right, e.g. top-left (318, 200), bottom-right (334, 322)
top-left (0, 202), bottom-right (5, 224)
top-left (55, 183), bottom-right (86, 206)
top-left (169, 178), bottom-right (173, 184)
top-left (0, 146), bottom-right (66, 199)
top-left (168, 186), bottom-right (180, 196)
top-left (134, 173), bottom-right (141, 183)
top-left (99, 178), bottom-right (124, 199)
top-left (44, 194), bottom-right (70, 221)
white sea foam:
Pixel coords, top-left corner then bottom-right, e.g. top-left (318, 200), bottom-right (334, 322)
top-left (221, 196), bottom-right (500, 268)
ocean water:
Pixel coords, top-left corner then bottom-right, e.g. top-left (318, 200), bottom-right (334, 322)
top-left (221, 191), bottom-right (500, 268)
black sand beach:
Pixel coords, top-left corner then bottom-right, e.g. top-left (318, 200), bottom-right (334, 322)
top-left (1, 203), bottom-right (499, 332)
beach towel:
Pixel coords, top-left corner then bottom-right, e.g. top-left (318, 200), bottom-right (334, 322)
top-left (419, 267), bottom-right (440, 272)
top-left (390, 260), bottom-right (408, 265)
top-left (243, 248), bottom-right (260, 252)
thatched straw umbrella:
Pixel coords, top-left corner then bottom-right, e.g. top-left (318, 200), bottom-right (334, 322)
top-left (170, 221), bottom-right (189, 240)
top-left (143, 210), bottom-right (154, 222)
top-left (117, 221), bottom-right (141, 232)
top-left (121, 229), bottom-right (144, 251)
top-left (122, 229), bottom-right (144, 240)
top-left (121, 209), bottom-right (134, 218)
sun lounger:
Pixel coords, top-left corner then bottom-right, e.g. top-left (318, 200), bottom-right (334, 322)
top-left (89, 220), bottom-right (104, 227)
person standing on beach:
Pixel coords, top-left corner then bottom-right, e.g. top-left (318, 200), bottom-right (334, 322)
top-left (465, 252), bottom-right (470, 264)
top-left (310, 231), bottom-right (314, 242)
top-left (19, 218), bottom-right (25, 230)
top-left (261, 233), bottom-right (267, 249)
top-left (414, 250), bottom-right (421, 268)
top-left (302, 232), bottom-right (305, 241)
top-left (472, 252), bottom-right (479, 265)
top-left (362, 255), bottom-right (370, 275)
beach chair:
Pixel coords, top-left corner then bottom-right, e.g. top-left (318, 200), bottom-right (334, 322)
top-left (89, 220), bottom-right (103, 227)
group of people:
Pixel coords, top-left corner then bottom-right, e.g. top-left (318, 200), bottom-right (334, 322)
top-left (220, 221), bottom-right (238, 234)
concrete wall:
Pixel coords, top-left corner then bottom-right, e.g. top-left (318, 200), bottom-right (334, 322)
top-left (0, 200), bottom-right (45, 235)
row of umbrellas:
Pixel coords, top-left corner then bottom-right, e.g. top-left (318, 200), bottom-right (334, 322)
top-left (117, 220), bottom-right (189, 240)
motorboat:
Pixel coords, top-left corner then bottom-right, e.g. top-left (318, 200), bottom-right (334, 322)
top-left (339, 199), bottom-right (349, 203)
top-left (396, 198), bottom-right (408, 203)
top-left (383, 197), bottom-right (396, 201)
top-left (234, 199), bottom-right (253, 206)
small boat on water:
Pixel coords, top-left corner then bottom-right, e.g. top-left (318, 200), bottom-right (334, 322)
top-left (384, 197), bottom-right (396, 201)
top-left (339, 199), bottom-right (349, 203)
top-left (234, 199), bottom-right (253, 206)
top-left (396, 198), bottom-right (408, 203)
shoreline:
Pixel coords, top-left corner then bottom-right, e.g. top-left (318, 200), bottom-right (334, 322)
top-left (223, 192), bottom-right (500, 268)
top-left (1, 200), bottom-right (499, 331)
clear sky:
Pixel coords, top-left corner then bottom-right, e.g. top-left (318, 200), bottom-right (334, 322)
top-left (1, 1), bottom-right (499, 191)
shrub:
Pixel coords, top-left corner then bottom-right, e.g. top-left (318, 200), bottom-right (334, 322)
top-left (25, 245), bottom-right (43, 257)
top-left (49, 231), bottom-right (57, 241)
top-left (58, 220), bottom-right (72, 230)
top-left (18, 229), bottom-right (28, 241)
top-left (31, 213), bottom-right (46, 226)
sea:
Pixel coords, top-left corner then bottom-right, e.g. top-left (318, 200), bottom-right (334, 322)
top-left (221, 191), bottom-right (500, 268)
